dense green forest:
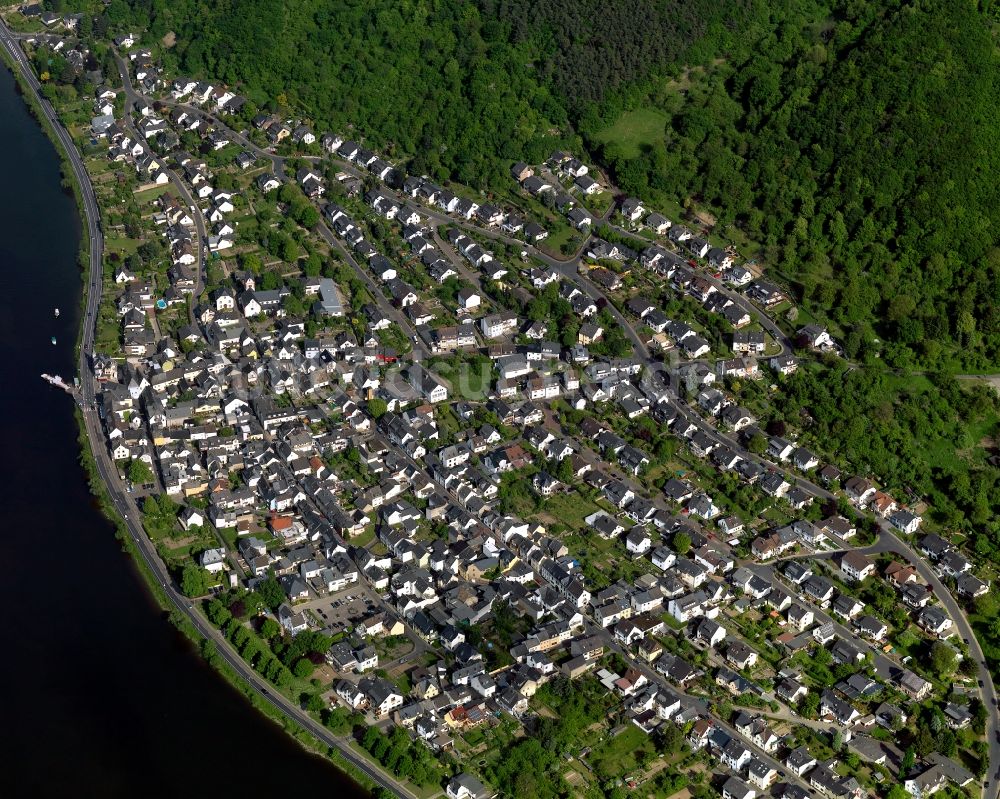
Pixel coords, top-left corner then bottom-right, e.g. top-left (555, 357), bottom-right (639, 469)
top-left (112, 0), bottom-right (755, 189)
top-left (578, 0), bottom-right (1000, 372)
top-left (772, 363), bottom-right (1000, 554)
top-left (112, 0), bottom-right (583, 187)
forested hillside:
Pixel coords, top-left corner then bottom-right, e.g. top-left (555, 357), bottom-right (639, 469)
top-left (577, 0), bottom-right (1000, 372)
top-left (115, 0), bottom-right (566, 187)
top-left (110, 0), bottom-right (756, 186)
top-left (112, 0), bottom-right (1000, 368)
top-left (480, 0), bottom-right (747, 104)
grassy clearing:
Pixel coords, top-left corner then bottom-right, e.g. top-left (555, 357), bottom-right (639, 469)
top-left (588, 724), bottom-right (655, 780)
top-left (880, 372), bottom-right (999, 472)
top-left (134, 184), bottom-right (171, 204)
top-left (591, 107), bottom-right (669, 159)
top-left (540, 491), bottom-right (600, 531)
top-left (105, 234), bottom-right (142, 256)
top-left (538, 221), bottom-right (584, 259)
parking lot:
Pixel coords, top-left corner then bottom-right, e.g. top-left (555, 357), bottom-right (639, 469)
top-left (302, 588), bottom-right (377, 634)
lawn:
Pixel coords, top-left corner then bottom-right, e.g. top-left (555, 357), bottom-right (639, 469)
top-left (134, 184), bottom-right (171, 204)
top-left (462, 728), bottom-right (486, 748)
top-left (586, 191), bottom-right (616, 217)
top-left (539, 221), bottom-right (585, 258)
top-left (440, 355), bottom-right (491, 400)
top-left (218, 525), bottom-right (240, 550)
top-left (591, 107), bottom-right (669, 159)
top-left (350, 526), bottom-right (376, 548)
top-left (539, 491), bottom-right (600, 531)
top-left (86, 158), bottom-right (114, 177)
top-left (104, 235), bottom-right (142, 257)
top-left (588, 724), bottom-right (656, 781)
top-left (564, 530), bottom-right (617, 558)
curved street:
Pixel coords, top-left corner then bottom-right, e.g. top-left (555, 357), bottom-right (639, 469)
top-left (109, 54), bottom-right (791, 364)
top-left (113, 52), bottom-right (208, 308)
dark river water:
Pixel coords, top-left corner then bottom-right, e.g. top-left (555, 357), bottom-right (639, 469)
top-left (0, 64), bottom-right (366, 797)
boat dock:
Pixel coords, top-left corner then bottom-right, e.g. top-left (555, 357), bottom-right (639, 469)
top-left (41, 373), bottom-right (83, 405)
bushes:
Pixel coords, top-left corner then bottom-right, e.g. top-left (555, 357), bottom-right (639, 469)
top-left (206, 599), bottom-right (232, 627)
top-left (179, 563), bottom-right (211, 597)
top-left (292, 657), bottom-right (315, 679)
top-left (205, 597), bottom-right (295, 688)
top-left (106, 0), bottom-right (1000, 364)
top-left (360, 726), bottom-right (439, 787)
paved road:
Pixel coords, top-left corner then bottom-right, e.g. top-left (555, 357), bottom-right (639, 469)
top-left (115, 54), bottom-right (434, 364)
top-left (313, 217), bottom-right (430, 361)
top-left (112, 66), bottom-right (792, 377)
top-left (113, 52), bottom-right (207, 313)
top-left (518, 164), bottom-right (998, 793)
top-left (862, 531), bottom-right (1000, 787)
top-left (429, 230), bottom-right (486, 294)
top-left (749, 563), bottom-right (907, 682)
top-left (0, 23), bottom-right (416, 799)
top-left (578, 613), bottom-right (817, 796)
top-left (645, 371), bottom-right (998, 793)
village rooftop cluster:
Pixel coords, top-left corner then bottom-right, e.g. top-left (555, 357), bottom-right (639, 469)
top-left (17, 12), bottom-right (998, 799)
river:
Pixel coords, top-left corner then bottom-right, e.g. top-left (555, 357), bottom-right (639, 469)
top-left (0, 64), bottom-right (367, 797)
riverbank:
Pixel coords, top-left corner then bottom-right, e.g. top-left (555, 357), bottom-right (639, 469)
top-left (0, 37), bottom-right (385, 799)
top-left (72, 408), bottom-right (383, 794)
top-left (0, 41), bottom-right (90, 352)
